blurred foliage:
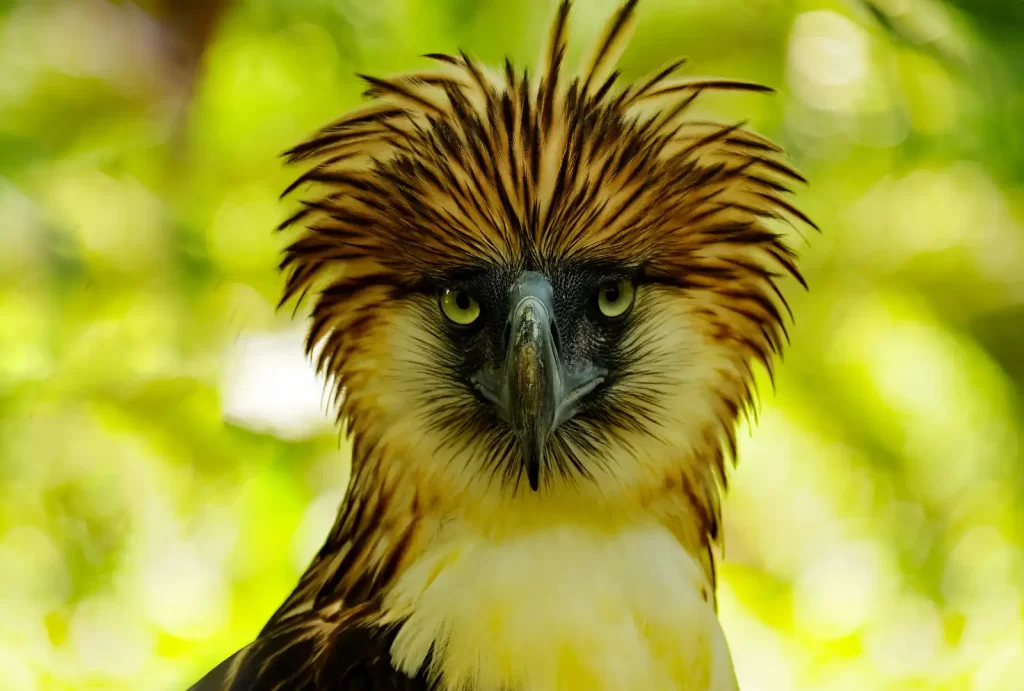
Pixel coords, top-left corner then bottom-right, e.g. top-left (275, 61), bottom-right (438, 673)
top-left (1, 0), bottom-right (1023, 689)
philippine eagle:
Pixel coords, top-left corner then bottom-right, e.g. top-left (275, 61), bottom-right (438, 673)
top-left (192, 1), bottom-right (813, 689)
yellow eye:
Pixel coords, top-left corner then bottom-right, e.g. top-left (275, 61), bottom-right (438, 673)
top-left (596, 279), bottom-right (635, 318)
top-left (440, 288), bottom-right (481, 325)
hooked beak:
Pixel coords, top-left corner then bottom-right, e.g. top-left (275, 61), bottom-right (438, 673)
top-left (473, 272), bottom-right (605, 491)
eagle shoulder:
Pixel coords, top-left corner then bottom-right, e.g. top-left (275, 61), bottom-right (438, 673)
top-left (189, 603), bottom-right (433, 691)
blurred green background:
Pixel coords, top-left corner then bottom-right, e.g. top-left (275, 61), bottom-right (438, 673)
top-left (1, 0), bottom-right (1023, 689)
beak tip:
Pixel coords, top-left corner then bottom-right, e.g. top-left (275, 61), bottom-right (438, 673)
top-left (527, 463), bottom-right (540, 491)
top-left (520, 438), bottom-right (544, 491)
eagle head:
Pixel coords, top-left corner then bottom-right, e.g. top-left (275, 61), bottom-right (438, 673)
top-left (277, 0), bottom-right (812, 523)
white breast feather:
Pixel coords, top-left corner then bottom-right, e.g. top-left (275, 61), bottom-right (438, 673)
top-left (384, 520), bottom-right (739, 691)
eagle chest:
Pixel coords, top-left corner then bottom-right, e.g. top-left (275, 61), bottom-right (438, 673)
top-left (369, 523), bottom-right (735, 691)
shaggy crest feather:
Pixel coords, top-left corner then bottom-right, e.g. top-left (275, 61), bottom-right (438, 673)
top-left (192, 1), bottom-right (813, 689)
top-left (276, 16), bottom-right (810, 424)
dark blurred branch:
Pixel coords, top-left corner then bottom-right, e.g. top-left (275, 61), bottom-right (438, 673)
top-left (941, 0), bottom-right (1024, 35)
top-left (854, 0), bottom-right (970, 73)
top-left (157, 0), bottom-right (231, 95)
top-left (153, 0), bottom-right (232, 150)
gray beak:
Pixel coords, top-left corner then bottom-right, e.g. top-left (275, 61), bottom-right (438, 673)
top-left (473, 272), bottom-right (605, 491)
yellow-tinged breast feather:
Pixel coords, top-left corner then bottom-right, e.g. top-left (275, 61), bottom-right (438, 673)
top-left (383, 519), bottom-right (739, 691)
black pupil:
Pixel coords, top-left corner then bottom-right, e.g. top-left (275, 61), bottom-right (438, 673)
top-left (604, 284), bottom-right (620, 303)
top-left (455, 292), bottom-right (471, 310)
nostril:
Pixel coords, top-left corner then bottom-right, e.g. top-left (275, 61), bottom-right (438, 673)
top-left (501, 321), bottom-right (512, 354)
top-left (550, 319), bottom-right (562, 356)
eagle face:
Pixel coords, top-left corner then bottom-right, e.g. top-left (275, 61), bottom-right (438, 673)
top-left (425, 262), bottom-right (647, 492)
top-left (278, 0), bottom-right (811, 511)
top-left (295, 221), bottom-right (781, 511)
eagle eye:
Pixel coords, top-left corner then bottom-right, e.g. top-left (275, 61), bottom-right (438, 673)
top-left (440, 288), bottom-right (481, 326)
top-left (595, 279), bottom-right (635, 319)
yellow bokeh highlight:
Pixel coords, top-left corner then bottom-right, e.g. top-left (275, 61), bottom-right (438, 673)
top-left (1, 1), bottom-right (1022, 690)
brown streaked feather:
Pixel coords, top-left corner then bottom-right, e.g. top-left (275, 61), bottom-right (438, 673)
top-left (361, 72), bottom-right (470, 99)
top-left (624, 56), bottom-right (690, 105)
top-left (538, 0), bottom-right (571, 130)
top-left (282, 105), bottom-right (410, 162)
top-left (754, 190), bottom-right (821, 231)
top-left (637, 77), bottom-right (775, 101)
top-left (580, 0), bottom-right (639, 96)
top-left (355, 74), bottom-right (446, 114)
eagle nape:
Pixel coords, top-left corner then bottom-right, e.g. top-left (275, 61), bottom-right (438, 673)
top-left (471, 271), bottom-right (607, 491)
